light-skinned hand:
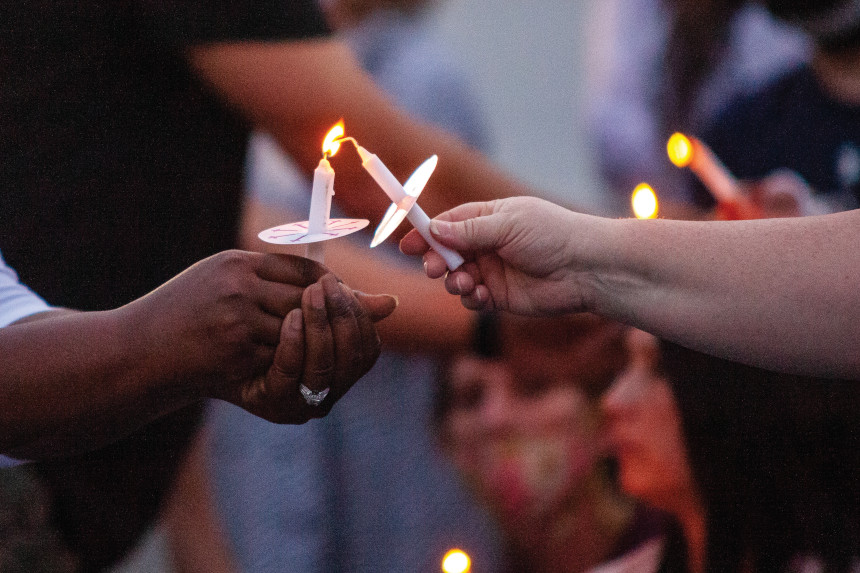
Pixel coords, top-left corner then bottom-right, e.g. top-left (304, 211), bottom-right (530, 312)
top-left (400, 197), bottom-right (594, 316)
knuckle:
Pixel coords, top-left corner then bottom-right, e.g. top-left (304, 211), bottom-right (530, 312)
top-left (239, 378), bottom-right (270, 414)
top-left (269, 362), bottom-right (298, 388)
top-left (306, 305), bottom-right (330, 331)
top-left (216, 304), bottom-right (243, 330)
top-left (215, 272), bottom-right (254, 304)
top-left (309, 364), bottom-right (335, 380)
top-left (292, 255), bottom-right (320, 286)
top-left (218, 249), bottom-right (252, 273)
top-left (219, 314), bottom-right (254, 348)
top-left (461, 217), bottom-right (477, 240)
top-left (220, 281), bottom-right (245, 304)
top-left (328, 291), bottom-right (354, 320)
top-left (444, 274), bottom-right (459, 294)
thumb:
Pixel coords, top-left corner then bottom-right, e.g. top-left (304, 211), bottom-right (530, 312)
top-left (429, 214), bottom-right (502, 252)
top-left (354, 292), bottom-right (398, 322)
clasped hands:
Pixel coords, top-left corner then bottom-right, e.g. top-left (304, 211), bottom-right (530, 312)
top-left (129, 250), bottom-right (396, 424)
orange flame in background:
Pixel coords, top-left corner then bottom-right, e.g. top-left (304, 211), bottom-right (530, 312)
top-left (631, 183), bottom-right (659, 219)
top-left (667, 132), bottom-right (694, 168)
top-left (322, 121), bottom-right (346, 157)
top-left (442, 549), bottom-right (471, 573)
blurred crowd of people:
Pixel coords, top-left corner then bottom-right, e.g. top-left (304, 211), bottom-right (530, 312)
top-left (2, 0), bottom-right (860, 572)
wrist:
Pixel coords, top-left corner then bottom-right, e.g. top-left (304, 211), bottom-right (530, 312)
top-left (567, 214), bottom-right (629, 316)
top-left (586, 216), bottom-right (666, 326)
top-left (115, 300), bottom-right (204, 405)
top-left (557, 210), bottom-right (609, 312)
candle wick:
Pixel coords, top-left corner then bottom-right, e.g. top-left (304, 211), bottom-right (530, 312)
top-left (334, 136), bottom-right (358, 149)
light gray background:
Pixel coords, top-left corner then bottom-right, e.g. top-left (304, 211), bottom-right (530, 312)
top-left (426, 0), bottom-right (607, 211)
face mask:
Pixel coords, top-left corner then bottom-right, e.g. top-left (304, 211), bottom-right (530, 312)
top-left (460, 431), bottom-right (598, 525)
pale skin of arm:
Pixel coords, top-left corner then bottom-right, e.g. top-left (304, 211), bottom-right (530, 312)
top-left (0, 251), bottom-right (396, 460)
top-left (187, 40), bottom-right (536, 230)
top-left (401, 197), bottom-right (860, 379)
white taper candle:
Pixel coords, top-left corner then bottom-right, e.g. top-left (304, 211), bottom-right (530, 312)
top-left (306, 157), bottom-right (335, 263)
top-left (355, 145), bottom-right (464, 270)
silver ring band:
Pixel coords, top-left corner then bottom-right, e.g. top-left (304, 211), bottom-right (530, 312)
top-left (299, 384), bottom-right (330, 407)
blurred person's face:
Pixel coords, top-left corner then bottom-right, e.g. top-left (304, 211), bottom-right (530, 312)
top-left (441, 351), bottom-right (604, 527)
top-left (602, 330), bottom-right (697, 510)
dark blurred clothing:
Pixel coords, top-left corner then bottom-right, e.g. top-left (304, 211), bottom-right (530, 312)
top-left (0, 467), bottom-right (77, 573)
top-left (586, 0), bottom-right (808, 209)
top-left (662, 341), bottom-right (860, 571)
top-left (696, 64), bottom-right (860, 211)
top-left (500, 504), bottom-right (669, 573)
top-left (0, 0), bottom-right (327, 310)
top-left (0, 1), bottom-right (327, 570)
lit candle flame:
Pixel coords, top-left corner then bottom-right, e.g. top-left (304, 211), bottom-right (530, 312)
top-left (322, 121), bottom-right (346, 157)
top-left (632, 183), bottom-right (658, 219)
top-left (442, 549), bottom-right (471, 573)
top-left (667, 132), bottom-right (693, 168)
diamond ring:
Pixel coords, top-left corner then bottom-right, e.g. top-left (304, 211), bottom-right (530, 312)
top-left (299, 384), bottom-right (330, 407)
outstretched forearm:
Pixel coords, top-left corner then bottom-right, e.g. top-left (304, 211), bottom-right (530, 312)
top-left (589, 210), bottom-right (860, 378)
top-left (407, 198), bottom-right (859, 377)
top-left (0, 306), bottom-right (196, 459)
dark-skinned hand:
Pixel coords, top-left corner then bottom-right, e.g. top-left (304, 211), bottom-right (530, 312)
top-left (126, 251), bottom-right (396, 423)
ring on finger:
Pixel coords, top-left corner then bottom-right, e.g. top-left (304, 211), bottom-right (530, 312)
top-left (299, 384), bottom-right (330, 407)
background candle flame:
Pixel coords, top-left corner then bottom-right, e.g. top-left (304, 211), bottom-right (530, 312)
top-left (667, 132), bottom-right (694, 168)
top-left (323, 121), bottom-right (346, 157)
top-left (441, 549), bottom-right (471, 573)
top-left (632, 183), bottom-right (658, 219)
